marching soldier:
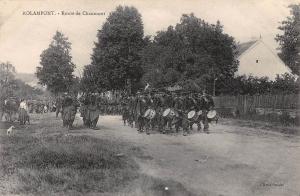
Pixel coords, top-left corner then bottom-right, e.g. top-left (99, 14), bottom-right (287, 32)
top-left (61, 94), bottom-right (79, 129)
top-left (153, 93), bottom-right (164, 132)
top-left (144, 92), bottom-right (154, 134)
top-left (88, 95), bottom-right (101, 129)
top-left (134, 92), bottom-right (147, 133)
top-left (173, 93), bottom-right (184, 133)
top-left (79, 94), bottom-right (90, 127)
top-left (200, 90), bottom-right (214, 133)
top-left (161, 93), bottom-right (174, 133)
top-left (55, 96), bottom-right (62, 118)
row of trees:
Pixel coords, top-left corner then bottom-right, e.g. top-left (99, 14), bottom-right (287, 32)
top-left (35, 5), bottom-right (300, 97)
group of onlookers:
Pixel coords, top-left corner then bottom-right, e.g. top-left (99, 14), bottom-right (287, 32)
top-left (0, 98), bottom-right (55, 124)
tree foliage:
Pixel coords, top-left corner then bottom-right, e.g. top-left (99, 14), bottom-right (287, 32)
top-left (0, 62), bottom-right (43, 100)
top-left (83, 6), bottom-right (145, 93)
top-left (0, 62), bottom-right (17, 99)
top-left (276, 4), bottom-right (300, 75)
top-left (216, 73), bottom-right (299, 95)
top-left (140, 14), bottom-right (238, 94)
top-left (36, 31), bottom-right (75, 95)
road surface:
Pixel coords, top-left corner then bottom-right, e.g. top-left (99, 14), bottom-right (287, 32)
top-left (72, 115), bottom-right (300, 196)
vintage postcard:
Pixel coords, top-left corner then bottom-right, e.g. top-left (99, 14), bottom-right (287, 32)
top-left (0, 0), bottom-right (299, 195)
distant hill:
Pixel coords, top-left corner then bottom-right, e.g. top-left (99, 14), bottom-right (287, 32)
top-left (15, 73), bottom-right (42, 89)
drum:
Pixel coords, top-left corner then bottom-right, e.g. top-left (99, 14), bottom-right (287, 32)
top-left (148, 109), bottom-right (156, 119)
top-left (144, 109), bottom-right (156, 119)
top-left (188, 110), bottom-right (199, 121)
top-left (197, 110), bottom-right (203, 116)
top-left (207, 110), bottom-right (217, 119)
top-left (163, 108), bottom-right (171, 117)
top-left (188, 110), bottom-right (196, 119)
top-left (163, 108), bottom-right (177, 118)
top-left (144, 109), bottom-right (151, 118)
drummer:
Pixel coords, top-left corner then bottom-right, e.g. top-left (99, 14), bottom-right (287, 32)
top-left (174, 93), bottom-right (184, 133)
top-left (200, 90), bottom-right (214, 133)
top-left (135, 92), bottom-right (147, 133)
top-left (186, 93), bottom-right (197, 130)
top-left (144, 92), bottom-right (154, 134)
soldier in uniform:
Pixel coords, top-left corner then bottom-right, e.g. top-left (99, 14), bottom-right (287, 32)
top-left (200, 90), bottom-right (215, 133)
top-left (161, 93), bottom-right (174, 133)
top-left (134, 92), bottom-right (147, 133)
top-left (79, 94), bottom-right (90, 127)
top-left (144, 92), bottom-right (154, 134)
top-left (186, 93), bottom-right (198, 131)
top-left (180, 93), bottom-right (193, 135)
top-left (121, 95), bottom-right (129, 126)
top-left (173, 93), bottom-right (184, 133)
top-left (61, 94), bottom-right (79, 129)
top-left (87, 95), bottom-right (101, 129)
top-left (128, 95), bottom-right (136, 128)
top-left (153, 92), bottom-right (164, 132)
top-left (55, 96), bottom-right (63, 118)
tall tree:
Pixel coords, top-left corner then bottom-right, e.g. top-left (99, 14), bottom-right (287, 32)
top-left (276, 4), bottom-right (300, 76)
top-left (36, 31), bottom-right (75, 95)
top-left (89, 6), bottom-right (145, 93)
top-left (141, 14), bottom-right (238, 94)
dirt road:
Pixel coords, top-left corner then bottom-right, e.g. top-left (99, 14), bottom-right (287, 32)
top-left (74, 115), bottom-right (300, 196)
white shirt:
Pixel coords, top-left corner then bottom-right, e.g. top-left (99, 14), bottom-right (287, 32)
top-left (20, 101), bottom-right (28, 111)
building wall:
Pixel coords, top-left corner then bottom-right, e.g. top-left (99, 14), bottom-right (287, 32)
top-left (237, 41), bottom-right (290, 80)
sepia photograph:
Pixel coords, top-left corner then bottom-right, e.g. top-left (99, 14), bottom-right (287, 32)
top-left (0, 0), bottom-right (299, 195)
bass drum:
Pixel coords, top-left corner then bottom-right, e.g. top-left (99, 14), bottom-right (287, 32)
top-left (188, 110), bottom-right (195, 119)
top-left (188, 110), bottom-right (198, 121)
top-left (163, 108), bottom-right (178, 118)
top-left (148, 109), bottom-right (156, 119)
top-left (163, 108), bottom-right (171, 117)
top-left (144, 109), bottom-right (151, 118)
top-left (197, 110), bottom-right (203, 116)
top-left (207, 110), bottom-right (217, 119)
top-left (144, 109), bottom-right (156, 119)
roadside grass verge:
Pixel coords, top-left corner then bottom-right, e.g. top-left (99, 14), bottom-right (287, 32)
top-left (0, 114), bottom-right (197, 196)
top-left (0, 120), bottom-right (139, 195)
top-left (219, 118), bottom-right (300, 135)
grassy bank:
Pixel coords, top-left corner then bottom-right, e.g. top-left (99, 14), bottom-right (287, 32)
top-left (0, 114), bottom-right (141, 195)
top-left (0, 114), bottom-right (197, 196)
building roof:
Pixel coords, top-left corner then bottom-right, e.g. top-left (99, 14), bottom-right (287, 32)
top-left (236, 40), bottom-right (257, 57)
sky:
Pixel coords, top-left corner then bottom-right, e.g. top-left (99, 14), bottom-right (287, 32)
top-left (0, 0), bottom-right (298, 74)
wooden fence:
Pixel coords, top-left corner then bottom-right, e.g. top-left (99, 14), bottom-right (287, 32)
top-left (213, 94), bottom-right (300, 124)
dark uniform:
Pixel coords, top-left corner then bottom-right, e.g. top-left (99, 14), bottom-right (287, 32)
top-left (79, 94), bottom-right (90, 127)
top-left (55, 97), bottom-right (62, 118)
top-left (200, 92), bottom-right (214, 133)
top-left (135, 94), bottom-right (147, 132)
top-left (61, 95), bottom-right (78, 129)
top-left (87, 95), bottom-right (100, 129)
top-left (161, 93), bottom-right (174, 132)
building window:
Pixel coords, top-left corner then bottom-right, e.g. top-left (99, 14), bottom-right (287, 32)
top-left (256, 59), bottom-right (259, 63)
